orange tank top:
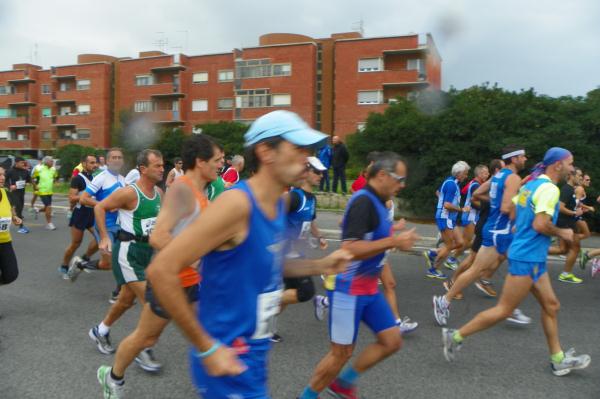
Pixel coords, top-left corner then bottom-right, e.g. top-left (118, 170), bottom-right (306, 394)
top-left (176, 175), bottom-right (208, 288)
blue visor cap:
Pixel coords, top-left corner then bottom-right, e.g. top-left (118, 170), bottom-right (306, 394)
top-left (244, 110), bottom-right (328, 149)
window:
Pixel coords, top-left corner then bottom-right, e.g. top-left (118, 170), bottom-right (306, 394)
top-left (235, 89), bottom-right (271, 108)
top-left (358, 58), bottom-right (382, 72)
top-left (42, 108), bottom-right (52, 118)
top-left (77, 79), bottom-right (91, 90)
top-left (0, 85), bottom-right (12, 95)
top-left (407, 91), bottom-right (419, 100)
top-left (357, 122), bottom-right (367, 132)
top-left (192, 100), bottom-right (208, 112)
top-left (60, 106), bottom-right (72, 116)
top-left (357, 91), bottom-right (382, 104)
top-left (407, 59), bottom-right (424, 71)
top-left (135, 75), bottom-right (154, 86)
top-left (218, 70), bottom-right (234, 82)
top-left (0, 108), bottom-right (15, 118)
top-left (41, 84), bottom-right (51, 94)
top-left (41, 131), bottom-right (51, 140)
top-left (236, 59), bottom-right (291, 79)
top-left (272, 64), bottom-right (292, 76)
top-left (0, 131), bottom-right (8, 140)
top-left (59, 82), bottom-right (71, 92)
top-left (134, 101), bottom-right (153, 112)
top-left (76, 129), bottom-right (91, 139)
top-left (16, 133), bottom-right (28, 141)
top-left (192, 72), bottom-right (209, 83)
top-left (217, 98), bottom-right (234, 110)
top-left (77, 104), bottom-right (91, 115)
top-left (272, 94), bottom-right (291, 107)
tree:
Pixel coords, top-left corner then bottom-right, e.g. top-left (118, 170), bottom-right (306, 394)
top-left (194, 121), bottom-right (248, 157)
top-left (55, 144), bottom-right (101, 179)
top-left (153, 128), bottom-right (187, 164)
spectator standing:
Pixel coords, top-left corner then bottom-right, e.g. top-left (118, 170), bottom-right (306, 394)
top-left (332, 135), bottom-right (349, 194)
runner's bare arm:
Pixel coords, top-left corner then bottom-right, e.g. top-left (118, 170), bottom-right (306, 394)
top-left (340, 228), bottom-right (420, 260)
top-left (165, 169), bottom-right (176, 187)
top-left (146, 189), bottom-right (250, 352)
top-left (283, 249), bottom-right (353, 277)
top-left (80, 191), bottom-right (99, 207)
top-left (94, 187), bottom-right (136, 241)
top-left (473, 180), bottom-right (491, 202)
top-left (68, 187), bottom-right (80, 208)
top-left (500, 174), bottom-right (520, 215)
top-left (533, 212), bottom-right (573, 243)
top-left (149, 182), bottom-right (195, 250)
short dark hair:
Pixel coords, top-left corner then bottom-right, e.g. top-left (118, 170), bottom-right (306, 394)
top-left (501, 145), bottom-right (524, 165)
top-left (489, 159), bottom-right (503, 175)
top-left (367, 151), bottom-right (404, 180)
top-left (244, 136), bottom-right (284, 175)
top-left (173, 157), bottom-right (182, 164)
top-left (81, 154), bottom-right (95, 163)
top-left (106, 147), bottom-right (123, 158)
top-left (181, 134), bottom-right (222, 170)
top-left (136, 149), bottom-right (163, 168)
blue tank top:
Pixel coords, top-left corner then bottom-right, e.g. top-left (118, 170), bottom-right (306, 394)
top-left (435, 177), bottom-right (460, 221)
top-left (198, 180), bottom-right (286, 351)
top-left (509, 176), bottom-right (559, 262)
top-left (286, 187), bottom-right (316, 258)
top-left (332, 189), bottom-right (393, 295)
top-left (484, 168), bottom-right (514, 235)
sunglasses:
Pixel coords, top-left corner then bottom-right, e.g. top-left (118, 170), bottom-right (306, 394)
top-left (387, 171), bottom-right (406, 183)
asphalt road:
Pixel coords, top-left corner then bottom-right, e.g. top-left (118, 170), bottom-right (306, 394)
top-left (0, 208), bottom-right (599, 398)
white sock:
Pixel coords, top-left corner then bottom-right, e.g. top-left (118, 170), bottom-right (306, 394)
top-left (98, 322), bottom-right (110, 336)
top-left (322, 296), bottom-right (329, 306)
top-left (395, 318), bottom-right (402, 324)
top-left (441, 296), bottom-right (450, 307)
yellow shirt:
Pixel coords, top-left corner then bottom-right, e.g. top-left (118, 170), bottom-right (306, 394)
top-left (0, 188), bottom-right (12, 243)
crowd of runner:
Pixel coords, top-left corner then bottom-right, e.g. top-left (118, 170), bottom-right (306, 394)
top-left (0, 109), bottom-right (596, 398)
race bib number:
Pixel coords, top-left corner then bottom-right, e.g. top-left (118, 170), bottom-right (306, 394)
top-left (0, 217), bottom-right (11, 232)
top-left (16, 180), bottom-right (26, 190)
top-left (251, 289), bottom-right (282, 340)
top-left (140, 217), bottom-right (157, 236)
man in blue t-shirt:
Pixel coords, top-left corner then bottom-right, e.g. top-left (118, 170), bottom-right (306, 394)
top-left (317, 140), bottom-right (332, 192)
top-left (442, 147), bottom-right (591, 377)
top-left (423, 161), bottom-right (470, 279)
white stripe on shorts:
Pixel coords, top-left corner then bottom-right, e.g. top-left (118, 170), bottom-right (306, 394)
top-left (117, 241), bottom-right (138, 283)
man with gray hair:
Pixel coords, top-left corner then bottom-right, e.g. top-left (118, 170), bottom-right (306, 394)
top-left (222, 155), bottom-right (244, 188)
top-left (424, 161), bottom-right (470, 279)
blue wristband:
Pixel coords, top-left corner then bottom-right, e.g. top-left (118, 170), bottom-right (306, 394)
top-left (195, 341), bottom-right (221, 358)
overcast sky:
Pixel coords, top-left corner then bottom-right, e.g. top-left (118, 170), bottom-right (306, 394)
top-left (0, 0), bottom-right (598, 97)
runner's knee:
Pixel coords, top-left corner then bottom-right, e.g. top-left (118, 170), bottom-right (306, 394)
top-left (296, 279), bottom-right (315, 302)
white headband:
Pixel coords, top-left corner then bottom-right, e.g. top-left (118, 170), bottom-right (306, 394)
top-left (502, 149), bottom-right (525, 160)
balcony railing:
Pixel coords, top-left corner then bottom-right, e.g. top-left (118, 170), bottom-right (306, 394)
top-left (7, 92), bottom-right (35, 106)
top-left (8, 115), bottom-right (36, 129)
top-left (152, 110), bottom-right (184, 125)
top-left (150, 82), bottom-right (185, 98)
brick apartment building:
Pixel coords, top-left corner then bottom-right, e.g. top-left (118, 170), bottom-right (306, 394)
top-left (0, 31), bottom-right (441, 154)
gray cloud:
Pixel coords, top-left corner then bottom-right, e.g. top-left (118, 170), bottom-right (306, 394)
top-left (1, 0), bottom-right (598, 96)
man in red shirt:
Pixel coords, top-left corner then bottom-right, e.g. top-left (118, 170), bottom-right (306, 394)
top-left (222, 155), bottom-right (244, 188)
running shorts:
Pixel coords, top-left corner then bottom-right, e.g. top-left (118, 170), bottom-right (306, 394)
top-left (508, 260), bottom-right (547, 283)
top-left (111, 240), bottom-right (153, 285)
top-left (145, 280), bottom-right (199, 319)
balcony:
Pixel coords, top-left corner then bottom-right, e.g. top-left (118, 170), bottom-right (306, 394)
top-left (51, 91), bottom-right (77, 103)
top-left (51, 73), bottom-right (76, 81)
top-left (151, 64), bottom-right (186, 73)
top-left (7, 77), bottom-right (35, 84)
top-left (7, 92), bottom-right (35, 106)
top-left (51, 114), bottom-right (79, 127)
top-left (151, 110), bottom-right (184, 125)
top-left (382, 80), bottom-right (429, 89)
top-left (150, 82), bottom-right (185, 99)
top-left (382, 46), bottom-right (428, 56)
top-left (8, 115), bottom-right (36, 129)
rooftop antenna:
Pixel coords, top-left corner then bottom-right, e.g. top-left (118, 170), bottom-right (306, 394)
top-left (153, 32), bottom-right (169, 53)
top-left (351, 18), bottom-right (365, 36)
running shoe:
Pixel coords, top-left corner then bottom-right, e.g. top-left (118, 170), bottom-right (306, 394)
top-left (17, 226), bottom-right (29, 234)
top-left (475, 279), bottom-right (497, 297)
top-left (578, 250), bottom-right (590, 270)
top-left (426, 267), bottom-right (447, 280)
top-left (442, 328), bottom-right (462, 362)
top-left (397, 316), bottom-right (418, 334)
top-left (45, 222), bottom-right (56, 231)
top-left (33, 208), bottom-right (39, 219)
top-left (97, 365), bottom-right (124, 399)
top-left (67, 256), bottom-right (83, 282)
top-left (135, 348), bottom-right (162, 373)
top-left (326, 379), bottom-right (358, 399)
top-left (270, 333), bottom-right (282, 343)
top-left (558, 272), bottom-right (583, 284)
top-left (58, 266), bottom-right (69, 280)
top-left (506, 308), bottom-right (531, 325)
top-left (433, 295), bottom-right (449, 326)
top-left (591, 259), bottom-right (600, 278)
top-left (313, 295), bottom-right (328, 321)
top-left (89, 325), bottom-right (116, 354)
top-left (442, 280), bottom-right (464, 300)
top-left (109, 291), bottom-right (119, 304)
top-left (551, 348), bottom-right (591, 376)
top-left (444, 257), bottom-right (458, 271)
top-left (422, 249), bottom-right (436, 268)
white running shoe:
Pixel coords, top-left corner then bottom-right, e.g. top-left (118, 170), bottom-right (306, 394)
top-left (506, 308), bottom-right (531, 325)
top-left (45, 222), bottom-right (56, 230)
